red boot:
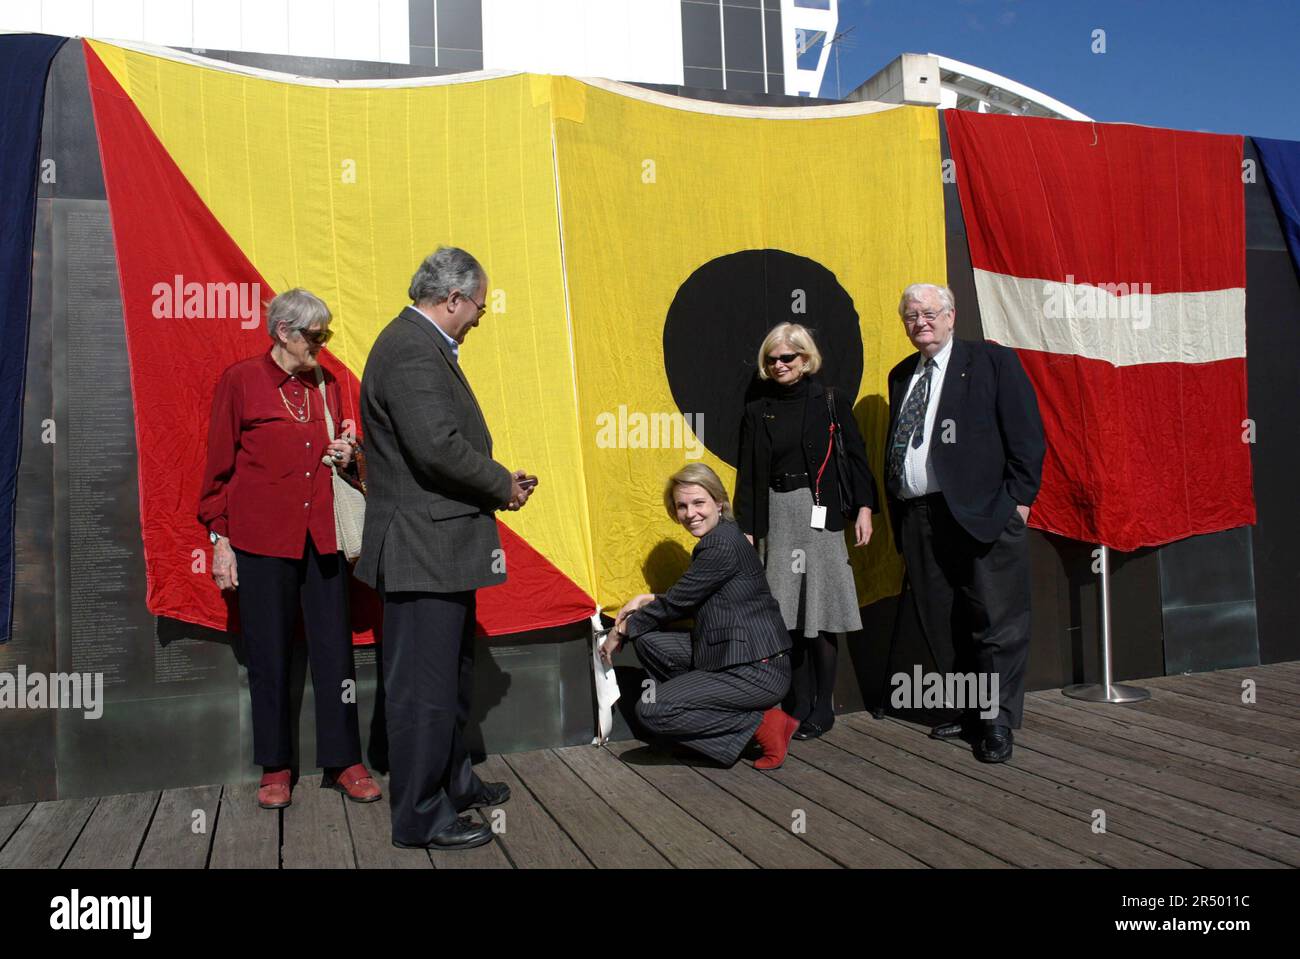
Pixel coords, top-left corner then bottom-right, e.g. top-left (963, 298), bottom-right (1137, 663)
top-left (753, 708), bottom-right (800, 771)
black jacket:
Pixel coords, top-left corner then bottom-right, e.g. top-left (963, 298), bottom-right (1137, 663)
top-left (885, 337), bottom-right (1045, 545)
top-left (624, 519), bottom-right (791, 671)
top-left (734, 377), bottom-right (879, 540)
top-left (356, 307), bottom-right (513, 593)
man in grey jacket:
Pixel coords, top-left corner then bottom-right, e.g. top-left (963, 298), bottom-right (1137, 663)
top-left (358, 247), bottom-right (536, 850)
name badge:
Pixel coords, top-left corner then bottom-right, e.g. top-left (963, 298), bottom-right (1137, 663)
top-left (810, 505), bottom-right (827, 529)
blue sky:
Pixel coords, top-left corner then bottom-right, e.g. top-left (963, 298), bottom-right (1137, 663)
top-left (822, 0), bottom-right (1300, 140)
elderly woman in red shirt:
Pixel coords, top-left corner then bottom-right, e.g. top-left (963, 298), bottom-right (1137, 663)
top-left (199, 288), bottom-right (380, 810)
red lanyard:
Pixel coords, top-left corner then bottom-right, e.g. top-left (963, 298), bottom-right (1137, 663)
top-left (813, 422), bottom-right (836, 505)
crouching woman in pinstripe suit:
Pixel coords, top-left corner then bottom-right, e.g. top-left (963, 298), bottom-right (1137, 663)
top-left (598, 464), bottom-right (802, 770)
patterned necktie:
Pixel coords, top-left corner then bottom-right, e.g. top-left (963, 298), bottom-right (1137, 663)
top-left (888, 359), bottom-right (934, 491)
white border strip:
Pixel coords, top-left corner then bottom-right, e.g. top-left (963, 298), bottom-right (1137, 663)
top-left (86, 36), bottom-right (521, 88)
top-left (575, 76), bottom-right (900, 119)
top-left (85, 37), bottom-right (903, 116)
top-left (974, 269), bottom-right (1246, 367)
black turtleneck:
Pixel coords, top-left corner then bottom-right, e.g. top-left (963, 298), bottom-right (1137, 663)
top-left (769, 376), bottom-right (810, 481)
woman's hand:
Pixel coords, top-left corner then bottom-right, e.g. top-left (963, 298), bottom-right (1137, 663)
top-left (326, 438), bottom-right (353, 468)
top-left (615, 593), bottom-right (656, 628)
top-left (745, 533), bottom-right (755, 546)
top-left (853, 507), bottom-right (873, 547)
top-left (212, 537), bottom-right (239, 591)
top-left (598, 628), bottom-right (623, 668)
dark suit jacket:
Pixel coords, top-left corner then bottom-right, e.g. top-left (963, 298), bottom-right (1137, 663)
top-left (624, 519), bottom-right (791, 671)
top-left (885, 337), bottom-right (1045, 545)
top-left (355, 307), bottom-right (513, 594)
top-left (734, 377), bottom-right (879, 540)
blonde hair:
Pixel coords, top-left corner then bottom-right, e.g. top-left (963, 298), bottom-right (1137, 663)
top-left (663, 463), bottom-right (734, 522)
top-left (756, 323), bottom-right (822, 380)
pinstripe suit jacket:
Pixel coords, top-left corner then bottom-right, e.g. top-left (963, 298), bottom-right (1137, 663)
top-left (355, 307), bottom-right (513, 594)
top-left (624, 519), bottom-right (791, 671)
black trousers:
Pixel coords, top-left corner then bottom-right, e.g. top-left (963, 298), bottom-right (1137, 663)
top-left (896, 494), bottom-right (1031, 729)
top-left (381, 589), bottom-right (484, 844)
top-left (234, 539), bottom-right (362, 769)
top-left (634, 631), bottom-right (791, 766)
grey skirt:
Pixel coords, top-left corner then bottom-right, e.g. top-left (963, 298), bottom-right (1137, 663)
top-left (760, 487), bottom-right (862, 637)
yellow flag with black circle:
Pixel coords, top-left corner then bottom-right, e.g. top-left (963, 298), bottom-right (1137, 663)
top-left (550, 77), bottom-right (946, 611)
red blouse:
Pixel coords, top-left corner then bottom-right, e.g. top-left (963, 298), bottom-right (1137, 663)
top-left (198, 350), bottom-right (344, 558)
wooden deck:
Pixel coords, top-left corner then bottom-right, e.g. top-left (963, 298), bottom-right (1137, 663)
top-left (3, 664), bottom-right (1298, 869)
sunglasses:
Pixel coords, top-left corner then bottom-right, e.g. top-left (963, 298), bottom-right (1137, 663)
top-left (298, 327), bottom-right (334, 346)
top-left (765, 352), bottom-right (801, 366)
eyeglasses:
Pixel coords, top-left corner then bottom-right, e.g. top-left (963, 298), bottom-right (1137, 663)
top-left (902, 310), bottom-right (946, 324)
top-left (765, 353), bottom-right (801, 366)
top-left (457, 290), bottom-right (487, 319)
top-left (298, 327), bottom-right (334, 346)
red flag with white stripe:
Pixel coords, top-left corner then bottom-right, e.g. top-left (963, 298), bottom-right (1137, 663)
top-left (946, 111), bottom-right (1253, 551)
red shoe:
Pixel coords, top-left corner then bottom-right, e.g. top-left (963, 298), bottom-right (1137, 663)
top-left (753, 708), bottom-right (801, 771)
top-left (258, 768), bottom-right (292, 809)
top-left (326, 763), bottom-right (382, 803)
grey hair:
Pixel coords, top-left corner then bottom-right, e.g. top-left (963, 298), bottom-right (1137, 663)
top-left (898, 283), bottom-right (955, 316)
top-left (267, 288), bottom-right (331, 339)
top-left (408, 246), bottom-right (486, 306)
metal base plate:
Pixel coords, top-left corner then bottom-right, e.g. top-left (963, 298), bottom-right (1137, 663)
top-left (1062, 683), bottom-right (1151, 704)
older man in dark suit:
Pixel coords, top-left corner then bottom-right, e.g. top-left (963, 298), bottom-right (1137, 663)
top-left (358, 247), bottom-right (536, 850)
top-left (885, 283), bottom-right (1044, 763)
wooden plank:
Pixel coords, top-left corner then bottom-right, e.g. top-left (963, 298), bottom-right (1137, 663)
top-left (428, 809), bottom-right (514, 869)
top-left (758, 750), bottom-right (1003, 868)
top-left (1023, 706), bottom-right (1300, 807)
top-left (135, 786), bottom-right (222, 869)
top-left (468, 754), bottom-right (588, 868)
top-left (556, 745), bottom-right (752, 868)
top-left (825, 720), bottom-right (1187, 868)
top-left (1012, 720), bottom-right (1300, 843)
top-left (1131, 689), bottom-right (1300, 751)
top-left (1038, 688), bottom-right (1300, 767)
top-left (998, 730), bottom-right (1300, 865)
top-left (62, 792), bottom-right (159, 869)
top-left (0, 804), bottom-right (33, 853)
top-left (1145, 673), bottom-right (1300, 719)
top-left (847, 714), bottom-right (1279, 869)
top-left (793, 736), bottom-right (1089, 868)
top-left (281, 774), bottom-right (354, 869)
top-left (0, 798), bottom-right (96, 869)
top-left (209, 782), bottom-right (279, 870)
top-left (604, 740), bottom-right (839, 868)
top-left (693, 759), bottom-right (926, 868)
top-left (1027, 694), bottom-right (1300, 792)
top-left (1163, 666), bottom-right (1300, 700)
top-left (341, 776), bottom-right (432, 870)
top-left (505, 748), bottom-right (669, 869)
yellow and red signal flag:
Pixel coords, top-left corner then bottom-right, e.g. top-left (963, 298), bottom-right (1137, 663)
top-left (83, 39), bottom-right (946, 640)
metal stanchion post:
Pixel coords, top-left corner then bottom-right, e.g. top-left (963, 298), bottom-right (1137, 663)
top-left (1063, 544), bottom-right (1150, 703)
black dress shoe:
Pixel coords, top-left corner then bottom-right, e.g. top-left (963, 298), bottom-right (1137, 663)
top-left (929, 720), bottom-right (965, 740)
top-left (463, 781), bottom-right (511, 810)
top-left (793, 717), bottom-right (831, 741)
top-left (393, 815), bottom-right (494, 850)
top-left (975, 727), bottom-right (1014, 763)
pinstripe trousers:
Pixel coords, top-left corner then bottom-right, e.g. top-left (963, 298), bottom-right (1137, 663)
top-left (633, 631), bottom-right (792, 766)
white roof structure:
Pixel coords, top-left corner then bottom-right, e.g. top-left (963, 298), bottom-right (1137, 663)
top-left (848, 52), bottom-right (1091, 121)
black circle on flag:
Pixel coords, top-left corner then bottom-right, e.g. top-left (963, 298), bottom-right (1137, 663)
top-left (663, 249), bottom-right (863, 467)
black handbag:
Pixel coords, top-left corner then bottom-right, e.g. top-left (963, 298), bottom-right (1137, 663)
top-left (824, 388), bottom-right (856, 518)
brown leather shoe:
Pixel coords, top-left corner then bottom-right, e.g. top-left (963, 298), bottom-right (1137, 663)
top-left (326, 763), bottom-right (382, 803)
top-left (258, 768), bottom-right (292, 809)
